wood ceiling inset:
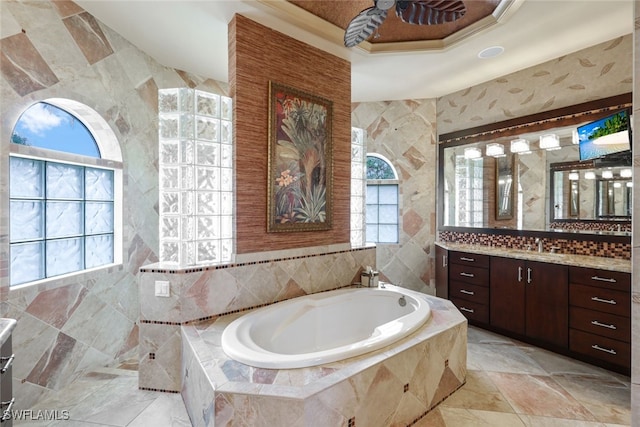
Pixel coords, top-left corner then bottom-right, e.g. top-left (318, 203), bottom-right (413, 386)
top-left (287, 0), bottom-right (501, 43)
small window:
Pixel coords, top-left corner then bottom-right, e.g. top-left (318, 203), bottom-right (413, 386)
top-left (9, 99), bottom-right (121, 287)
top-left (366, 154), bottom-right (399, 244)
top-left (11, 102), bottom-right (100, 157)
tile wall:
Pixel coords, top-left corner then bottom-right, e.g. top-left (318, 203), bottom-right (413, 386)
top-left (0, 0), bottom-right (228, 409)
top-left (352, 100), bottom-right (438, 294)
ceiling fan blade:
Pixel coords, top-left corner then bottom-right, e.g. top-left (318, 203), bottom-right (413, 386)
top-left (396, 0), bottom-right (466, 25)
top-left (344, 6), bottom-right (388, 47)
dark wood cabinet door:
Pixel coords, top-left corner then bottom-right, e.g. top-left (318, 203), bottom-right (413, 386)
top-left (435, 245), bottom-right (448, 298)
top-left (525, 261), bottom-right (568, 348)
top-left (490, 257), bottom-right (525, 335)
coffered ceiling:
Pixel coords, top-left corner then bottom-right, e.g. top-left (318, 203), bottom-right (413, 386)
top-left (75, 0), bottom-right (633, 102)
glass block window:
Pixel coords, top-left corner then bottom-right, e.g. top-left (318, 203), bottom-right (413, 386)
top-left (350, 128), bottom-right (366, 247)
top-left (366, 155), bottom-right (399, 244)
top-left (158, 88), bottom-right (234, 265)
top-left (454, 155), bottom-right (484, 227)
top-left (9, 159), bottom-right (115, 286)
top-left (9, 99), bottom-right (122, 287)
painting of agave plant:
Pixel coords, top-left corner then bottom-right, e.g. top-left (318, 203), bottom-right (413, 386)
top-left (267, 82), bottom-right (333, 232)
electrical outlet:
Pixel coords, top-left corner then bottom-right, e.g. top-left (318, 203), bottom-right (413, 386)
top-left (155, 280), bottom-right (170, 297)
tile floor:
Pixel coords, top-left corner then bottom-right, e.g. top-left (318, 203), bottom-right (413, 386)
top-left (17, 326), bottom-right (631, 426)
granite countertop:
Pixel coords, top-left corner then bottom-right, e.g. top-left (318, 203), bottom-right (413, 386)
top-left (436, 242), bottom-right (631, 273)
top-left (0, 319), bottom-right (17, 347)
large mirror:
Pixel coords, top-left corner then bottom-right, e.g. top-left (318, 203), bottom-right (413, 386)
top-left (438, 93), bottom-right (632, 234)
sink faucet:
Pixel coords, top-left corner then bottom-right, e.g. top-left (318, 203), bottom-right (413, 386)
top-left (535, 238), bottom-right (543, 253)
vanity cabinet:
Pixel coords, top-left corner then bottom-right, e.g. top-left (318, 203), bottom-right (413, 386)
top-left (490, 257), bottom-right (568, 349)
top-left (568, 266), bottom-right (630, 370)
top-left (439, 243), bottom-right (630, 374)
top-left (448, 251), bottom-right (490, 324)
top-left (435, 245), bottom-right (448, 298)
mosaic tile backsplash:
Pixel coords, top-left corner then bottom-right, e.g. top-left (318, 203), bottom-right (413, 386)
top-left (438, 231), bottom-right (630, 260)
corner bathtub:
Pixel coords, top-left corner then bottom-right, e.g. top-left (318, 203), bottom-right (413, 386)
top-left (221, 284), bottom-right (431, 369)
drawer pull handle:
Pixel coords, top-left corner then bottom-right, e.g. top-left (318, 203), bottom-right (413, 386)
top-left (591, 296), bottom-right (617, 305)
top-left (527, 267), bottom-right (532, 284)
top-left (0, 354), bottom-right (14, 374)
top-left (459, 289), bottom-right (475, 295)
top-left (460, 257), bottom-right (475, 262)
top-left (460, 307), bottom-right (475, 313)
top-left (460, 272), bottom-right (474, 278)
top-left (591, 276), bottom-right (616, 283)
top-left (518, 266), bottom-right (523, 282)
top-left (591, 320), bottom-right (617, 330)
top-left (442, 255), bottom-right (447, 268)
top-left (591, 344), bottom-right (617, 355)
top-left (1, 398), bottom-right (15, 422)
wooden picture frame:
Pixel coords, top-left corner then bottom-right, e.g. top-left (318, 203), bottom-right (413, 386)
top-left (267, 82), bottom-right (333, 232)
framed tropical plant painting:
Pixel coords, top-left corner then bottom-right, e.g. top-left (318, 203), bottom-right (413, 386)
top-left (267, 82), bottom-right (333, 232)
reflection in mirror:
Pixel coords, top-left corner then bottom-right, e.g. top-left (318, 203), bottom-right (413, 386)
top-left (443, 153), bottom-right (484, 227)
top-left (552, 164), bottom-right (632, 221)
top-left (496, 155), bottom-right (514, 220)
top-left (597, 178), bottom-right (632, 218)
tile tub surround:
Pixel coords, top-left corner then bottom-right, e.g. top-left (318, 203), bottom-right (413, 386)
top-left (181, 295), bottom-right (467, 427)
top-left (436, 242), bottom-right (631, 273)
top-left (138, 245), bottom-right (376, 392)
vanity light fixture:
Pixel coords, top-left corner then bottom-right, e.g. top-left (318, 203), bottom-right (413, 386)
top-left (539, 134), bottom-right (560, 150)
top-left (510, 138), bottom-right (530, 154)
top-left (568, 172), bottom-right (579, 181)
top-left (464, 146), bottom-right (482, 160)
top-left (620, 168), bottom-right (632, 178)
top-left (627, 182), bottom-right (633, 187)
top-left (485, 143), bottom-right (505, 157)
top-left (584, 171), bottom-right (596, 180)
top-left (602, 170), bottom-right (614, 179)
top-left (613, 182), bottom-right (622, 188)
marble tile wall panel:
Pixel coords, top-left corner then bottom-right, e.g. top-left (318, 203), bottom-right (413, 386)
top-left (0, 0), bottom-right (229, 408)
top-left (437, 35), bottom-right (633, 135)
top-left (138, 246), bottom-right (376, 391)
top-left (352, 100), bottom-right (438, 295)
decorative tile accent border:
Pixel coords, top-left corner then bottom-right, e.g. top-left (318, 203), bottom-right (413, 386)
top-left (548, 221), bottom-right (631, 233)
top-left (438, 231), bottom-right (630, 260)
top-left (140, 244), bottom-right (374, 274)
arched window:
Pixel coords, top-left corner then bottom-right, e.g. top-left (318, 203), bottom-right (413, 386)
top-left (9, 99), bottom-right (122, 287)
top-left (366, 154), bottom-right (399, 244)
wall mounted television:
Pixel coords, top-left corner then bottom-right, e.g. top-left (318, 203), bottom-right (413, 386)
top-left (578, 109), bottom-right (631, 162)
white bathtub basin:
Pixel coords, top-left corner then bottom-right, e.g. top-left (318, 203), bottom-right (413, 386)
top-left (221, 284), bottom-right (432, 369)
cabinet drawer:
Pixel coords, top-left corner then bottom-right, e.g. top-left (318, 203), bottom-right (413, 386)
top-left (570, 328), bottom-right (630, 369)
top-left (569, 267), bottom-right (630, 292)
top-left (449, 281), bottom-right (489, 305)
top-left (570, 284), bottom-right (630, 317)
top-left (450, 251), bottom-right (490, 268)
top-left (569, 306), bottom-right (630, 342)
top-left (449, 263), bottom-right (489, 287)
top-left (450, 297), bottom-right (489, 324)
